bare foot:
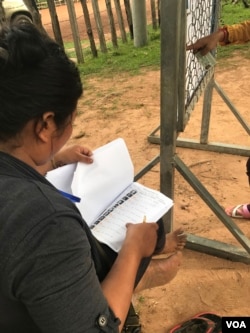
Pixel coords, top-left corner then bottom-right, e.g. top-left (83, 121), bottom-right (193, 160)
top-left (134, 251), bottom-right (182, 292)
top-left (161, 228), bottom-right (187, 254)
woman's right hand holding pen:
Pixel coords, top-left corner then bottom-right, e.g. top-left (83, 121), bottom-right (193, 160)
top-left (124, 221), bottom-right (159, 258)
top-left (101, 221), bottom-right (158, 330)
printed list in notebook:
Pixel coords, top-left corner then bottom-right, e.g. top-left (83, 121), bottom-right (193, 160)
top-left (46, 138), bottom-right (173, 252)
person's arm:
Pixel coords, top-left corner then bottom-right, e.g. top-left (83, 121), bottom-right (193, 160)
top-left (186, 28), bottom-right (227, 55)
top-left (52, 144), bottom-right (93, 167)
top-left (101, 222), bottom-right (159, 331)
top-left (12, 210), bottom-right (158, 332)
top-left (187, 20), bottom-right (250, 56)
top-left (226, 20), bottom-right (250, 44)
top-left (38, 144), bottom-right (93, 175)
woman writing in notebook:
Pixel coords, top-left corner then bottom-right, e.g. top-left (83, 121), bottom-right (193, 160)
top-left (0, 23), bottom-right (185, 332)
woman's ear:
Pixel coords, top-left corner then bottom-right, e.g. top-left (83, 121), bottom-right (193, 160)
top-left (35, 112), bottom-right (56, 143)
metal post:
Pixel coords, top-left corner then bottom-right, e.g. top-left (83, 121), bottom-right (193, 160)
top-left (160, 0), bottom-right (186, 232)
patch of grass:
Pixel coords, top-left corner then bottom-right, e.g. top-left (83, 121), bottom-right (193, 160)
top-left (137, 295), bottom-right (145, 304)
top-left (64, 4), bottom-right (249, 76)
top-left (65, 28), bottom-right (160, 77)
top-left (217, 42), bottom-right (250, 59)
top-left (220, 1), bottom-right (250, 25)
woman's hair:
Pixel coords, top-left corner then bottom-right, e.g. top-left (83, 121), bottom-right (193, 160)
top-left (0, 23), bottom-right (83, 141)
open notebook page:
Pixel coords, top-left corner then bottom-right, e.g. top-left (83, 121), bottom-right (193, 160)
top-left (91, 182), bottom-right (173, 252)
top-left (46, 163), bottom-right (77, 194)
top-left (72, 138), bottom-right (134, 227)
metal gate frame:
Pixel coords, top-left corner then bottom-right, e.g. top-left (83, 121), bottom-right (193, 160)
top-left (135, 0), bottom-right (250, 264)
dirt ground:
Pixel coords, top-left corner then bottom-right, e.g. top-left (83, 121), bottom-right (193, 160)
top-left (71, 59), bottom-right (250, 333)
top-left (40, 4), bottom-right (250, 333)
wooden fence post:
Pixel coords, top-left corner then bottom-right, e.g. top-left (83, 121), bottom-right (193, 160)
top-left (113, 0), bottom-right (127, 43)
top-left (124, 0), bottom-right (133, 39)
top-left (158, 0), bottom-right (161, 26)
top-left (105, 0), bottom-right (118, 48)
top-left (91, 0), bottom-right (107, 53)
top-left (46, 0), bottom-right (64, 48)
top-left (66, 0), bottom-right (84, 63)
top-left (150, 0), bottom-right (158, 30)
top-left (79, 0), bottom-right (98, 57)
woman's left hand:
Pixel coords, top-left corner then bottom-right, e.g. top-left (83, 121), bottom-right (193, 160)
top-left (54, 145), bottom-right (93, 167)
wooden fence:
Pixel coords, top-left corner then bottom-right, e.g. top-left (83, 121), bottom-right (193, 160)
top-left (39, 0), bottom-right (160, 62)
top-left (37, 0), bottom-right (80, 10)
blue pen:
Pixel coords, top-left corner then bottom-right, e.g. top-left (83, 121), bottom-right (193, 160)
top-left (59, 190), bottom-right (81, 203)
